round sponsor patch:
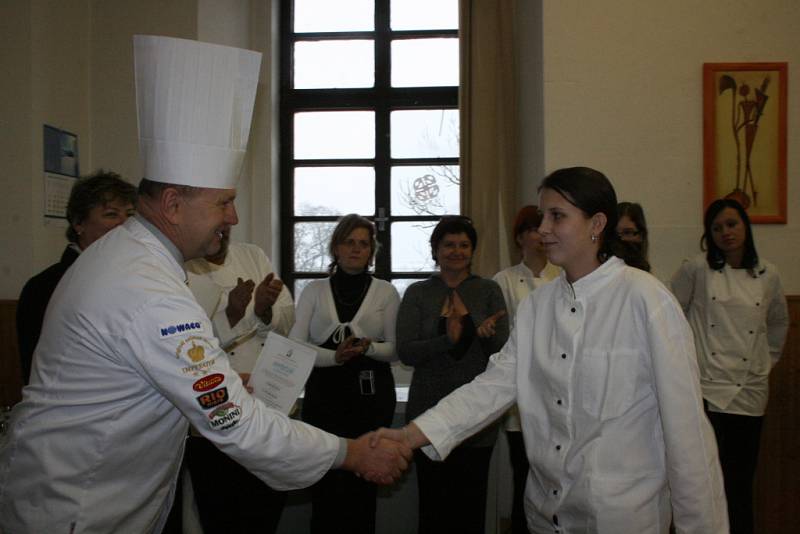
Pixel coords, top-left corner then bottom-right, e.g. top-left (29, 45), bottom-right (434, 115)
top-left (208, 402), bottom-right (242, 431)
top-left (192, 373), bottom-right (224, 392)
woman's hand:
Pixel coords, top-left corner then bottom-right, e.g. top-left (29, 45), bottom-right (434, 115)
top-left (335, 335), bottom-right (368, 364)
top-left (477, 310), bottom-right (507, 338)
top-left (442, 291), bottom-right (469, 343)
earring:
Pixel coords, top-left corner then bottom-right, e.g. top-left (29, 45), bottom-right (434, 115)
top-left (590, 234), bottom-right (598, 243)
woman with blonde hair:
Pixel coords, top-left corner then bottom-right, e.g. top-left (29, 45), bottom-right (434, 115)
top-left (290, 213), bottom-right (400, 534)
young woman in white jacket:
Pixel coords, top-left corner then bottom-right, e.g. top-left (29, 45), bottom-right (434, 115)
top-left (492, 205), bottom-right (559, 534)
top-left (371, 167), bottom-right (728, 534)
top-left (670, 198), bottom-right (788, 534)
top-left (290, 214), bottom-right (400, 534)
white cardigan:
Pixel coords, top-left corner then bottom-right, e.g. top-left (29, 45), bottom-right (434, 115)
top-left (290, 277), bottom-right (400, 367)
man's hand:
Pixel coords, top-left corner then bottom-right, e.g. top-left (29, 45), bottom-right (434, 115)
top-left (477, 310), bottom-right (506, 338)
top-left (368, 423), bottom-right (429, 450)
top-left (226, 277), bottom-right (255, 328)
top-left (254, 273), bottom-right (284, 324)
top-left (342, 432), bottom-right (412, 485)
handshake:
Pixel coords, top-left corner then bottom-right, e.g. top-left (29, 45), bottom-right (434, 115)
top-left (341, 424), bottom-right (429, 485)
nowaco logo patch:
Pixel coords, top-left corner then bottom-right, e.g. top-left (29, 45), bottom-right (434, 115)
top-left (159, 321), bottom-right (204, 339)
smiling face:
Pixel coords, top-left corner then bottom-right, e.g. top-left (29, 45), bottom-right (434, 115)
top-left (435, 232), bottom-right (473, 276)
top-left (537, 187), bottom-right (604, 282)
top-left (335, 227), bottom-right (372, 274)
top-left (518, 227), bottom-right (546, 258)
top-left (710, 207), bottom-right (746, 258)
top-left (179, 188), bottom-right (239, 261)
top-left (74, 197), bottom-right (135, 249)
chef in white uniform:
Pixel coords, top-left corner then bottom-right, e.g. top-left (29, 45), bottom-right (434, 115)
top-left (184, 233), bottom-right (295, 533)
top-left (370, 167), bottom-right (728, 533)
top-left (0, 35), bottom-right (409, 534)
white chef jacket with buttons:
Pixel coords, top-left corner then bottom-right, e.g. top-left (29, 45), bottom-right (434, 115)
top-left (186, 242), bottom-right (295, 374)
top-left (670, 254), bottom-right (788, 416)
top-left (494, 261), bottom-right (560, 431)
top-left (493, 261), bottom-right (560, 326)
top-left (414, 257), bottom-right (728, 534)
top-left (0, 217), bottom-right (340, 534)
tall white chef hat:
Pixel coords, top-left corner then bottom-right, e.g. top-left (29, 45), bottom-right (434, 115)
top-left (133, 35), bottom-right (262, 189)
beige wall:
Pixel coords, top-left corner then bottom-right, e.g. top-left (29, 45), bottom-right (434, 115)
top-left (0, 0), bottom-right (92, 299)
top-left (3, 0), bottom-right (798, 297)
top-left (539, 0), bottom-right (800, 289)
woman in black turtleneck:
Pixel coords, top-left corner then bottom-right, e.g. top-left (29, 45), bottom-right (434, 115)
top-left (289, 214), bottom-right (401, 534)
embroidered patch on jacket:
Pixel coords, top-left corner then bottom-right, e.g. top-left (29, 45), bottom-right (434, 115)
top-left (196, 387), bottom-right (229, 409)
top-left (181, 358), bottom-right (217, 377)
top-left (193, 373), bottom-right (225, 392)
top-left (159, 321), bottom-right (205, 339)
top-left (208, 402), bottom-right (242, 431)
top-left (175, 336), bottom-right (215, 363)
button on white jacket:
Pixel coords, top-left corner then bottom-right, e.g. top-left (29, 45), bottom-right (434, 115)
top-left (414, 258), bottom-right (728, 533)
top-left (0, 218), bottom-right (339, 534)
top-left (670, 254), bottom-right (789, 415)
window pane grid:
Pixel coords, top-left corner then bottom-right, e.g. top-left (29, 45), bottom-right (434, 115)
top-left (281, 0), bottom-right (459, 293)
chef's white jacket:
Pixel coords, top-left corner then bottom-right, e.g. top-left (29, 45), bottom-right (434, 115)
top-left (670, 254), bottom-right (788, 416)
top-left (186, 242), bottom-right (295, 374)
top-left (494, 261), bottom-right (560, 431)
top-left (414, 258), bottom-right (728, 533)
top-left (0, 217), bottom-right (340, 534)
top-left (493, 261), bottom-right (560, 325)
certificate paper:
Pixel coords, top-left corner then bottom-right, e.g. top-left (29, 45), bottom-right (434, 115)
top-left (249, 332), bottom-right (315, 414)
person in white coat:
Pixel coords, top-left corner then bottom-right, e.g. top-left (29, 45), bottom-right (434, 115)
top-left (290, 214), bottom-right (401, 534)
top-left (184, 231), bottom-right (295, 533)
top-left (371, 167), bottom-right (728, 534)
top-left (670, 198), bottom-right (788, 534)
top-left (0, 35), bottom-right (409, 534)
top-left (492, 205), bottom-right (559, 534)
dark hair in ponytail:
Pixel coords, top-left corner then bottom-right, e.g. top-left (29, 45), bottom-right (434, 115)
top-left (538, 167), bottom-right (648, 270)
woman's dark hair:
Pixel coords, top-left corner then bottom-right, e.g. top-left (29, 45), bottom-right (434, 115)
top-left (617, 202), bottom-right (649, 255)
top-left (702, 198), bottom-right (759, 271)
top-left (538, 167), bottom-right (648, 270)
top-left (328, 213), bottom-right (379, 274)
top-left (617, 202), bottom-right (651, 272)
top-left (66, 170), bottom-right (137, 243)
top-left (512, 205), bottom-right (543, 248)
top-left (430, 215), bottom-right (478, 265)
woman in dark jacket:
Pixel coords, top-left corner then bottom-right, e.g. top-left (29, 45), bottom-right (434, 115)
top-left (17, 170), bottom-right (136, 383)
top-left (397, 215), bottom-right (508, 534)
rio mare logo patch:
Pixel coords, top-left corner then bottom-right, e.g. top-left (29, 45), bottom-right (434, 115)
top-left (196, 387), bottom-right (229, 409)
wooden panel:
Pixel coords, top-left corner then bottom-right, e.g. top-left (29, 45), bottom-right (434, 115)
top-left (754, 295), bottom-right (800, 533)
top-left (0, 299), bottom-right (23, 406)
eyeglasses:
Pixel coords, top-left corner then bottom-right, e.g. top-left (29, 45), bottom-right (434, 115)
top-left (617, 229), bottom-right (641, 238)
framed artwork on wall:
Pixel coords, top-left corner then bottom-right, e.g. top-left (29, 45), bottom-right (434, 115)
top-left (703, 62), bottom-right (787, 224)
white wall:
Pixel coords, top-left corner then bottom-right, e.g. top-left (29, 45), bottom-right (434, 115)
top-left (538, 0), bottom-right (800, 289)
